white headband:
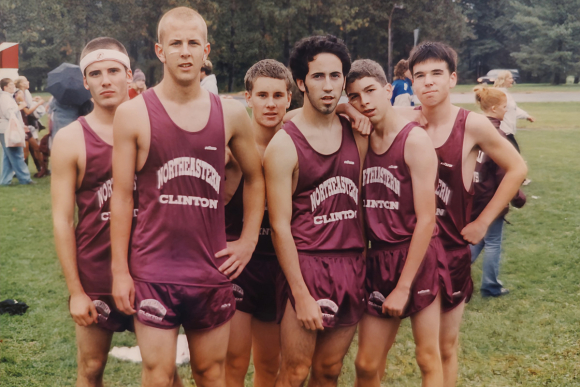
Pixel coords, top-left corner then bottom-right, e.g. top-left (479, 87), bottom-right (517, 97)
top-left (80, 49), bottom-right (131, 74)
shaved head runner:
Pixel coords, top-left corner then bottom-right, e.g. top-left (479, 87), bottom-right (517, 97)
top-left (110, 7), bottom-right (265, 387)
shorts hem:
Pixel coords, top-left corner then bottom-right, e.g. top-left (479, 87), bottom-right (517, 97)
top-left (132, 278), bottom-right (232, 289)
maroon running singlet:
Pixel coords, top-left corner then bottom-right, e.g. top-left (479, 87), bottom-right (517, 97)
top-left (278, 116), bottom-right (366, 328)
top-left (224, 179), bottom-right (280, 321)
top-left (433, 108), bottom-right (474, 311)
top-left (75, 116), bottom-right (134, 332)
top-left (362, 122), bottom-right (441, 318)
top-left (131, 89), bottom-right (235, 330)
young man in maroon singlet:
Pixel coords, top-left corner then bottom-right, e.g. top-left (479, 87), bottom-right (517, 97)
top-left (264, 35), bottom-right (367, 387)
top-left (224, 60), bottom-right (293, 387)
top-left (345, 59), bottom-right (443, 387)
top-left (110, 7), bottom-right (265, 387)
top-left (51, 37), bottom-right (145, 387)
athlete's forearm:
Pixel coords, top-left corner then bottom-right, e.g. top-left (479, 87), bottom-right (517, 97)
top-left (272, 226), bottom-right (309, 298)
top-left (475, 163), bottom-right (527, 227)
top-left (53, 218), bottom-right (85, 296)
top-left (110, 192), bottom-right (134, 275)
top-left (239, 171), bottom-right (265, 246)
top-left (398, 216), bottom-right (435, 290)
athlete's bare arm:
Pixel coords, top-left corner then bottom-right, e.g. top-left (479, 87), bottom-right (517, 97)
top-left (217, 99), bottom-right (265, 279)
top-left (264, 130), bottom-right (324, 331)
top-left (52, 123), bottom-right (98, 326)
top-left (383, 128), bottom-right (438, 317)
top-left (110, 96), bottom-right (149, 315)
top-left (462, 113), bottom-right (527, 244)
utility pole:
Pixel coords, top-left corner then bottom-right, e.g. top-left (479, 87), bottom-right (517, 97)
top-left (388, 3), bottom-right (404, 83)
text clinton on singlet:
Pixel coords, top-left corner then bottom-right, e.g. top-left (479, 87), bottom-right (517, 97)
top-left (156, 157), bottom-right (221, 209)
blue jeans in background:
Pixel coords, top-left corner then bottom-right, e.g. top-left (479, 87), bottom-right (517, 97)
top-left (470, 217), bottom-right (505, 296)
top-left (0, 133), bottom-right (33, 185)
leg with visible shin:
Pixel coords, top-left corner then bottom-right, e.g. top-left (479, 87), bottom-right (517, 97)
top-left (355, 314), bottom-right (400, 387)
top-left (411, 293), bottom-right (443, 387)
top-left (225, 311), bottom-right (253, 387)
top-left (275, 301), bottom-right (317, 387)
top-left (252, 318), bottom-right (281, 387)
top-left (309, 324), bottom-right (357, 387)
top-left (439, 301), bottom-right (465, 387)
top-left (187, 320), bottom-right (231, 387)
top-left (75, 324), bottom-right (114, 387)
top-left (135, 319), bottom-right (180, 387)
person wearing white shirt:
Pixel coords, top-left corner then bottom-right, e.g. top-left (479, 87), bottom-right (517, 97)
top-left (200, 59), bottom-right (219, 95)
top-left (0, 78), bottom-right (33, 185)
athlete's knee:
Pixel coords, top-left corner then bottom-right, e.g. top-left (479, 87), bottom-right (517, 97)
top-left (415, 344), bottom-right (441, 375)
top-left (142, 361), bottom-right (177, 387)
top-left (439, 336), bottom-right (459, 363)
top-left (354, 354), bottom-right (381, 381)
top-left (227, 351), bottom-right (251, 375)
top-left (279, 357), bottom-right (311, 385)
top-left (77, 354), bottom-right (107, 383)
top-left (255, 355), bottom-right (281, 379)
top-left (311, 359), bottom-right (343, 383)
top-left (192, 359), bottom-right (225, 384)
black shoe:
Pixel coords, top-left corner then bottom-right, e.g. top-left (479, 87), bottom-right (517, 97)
top-left (482, 288), bottom-right (509, 298)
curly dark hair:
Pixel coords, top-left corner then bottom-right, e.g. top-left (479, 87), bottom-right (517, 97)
top-left (289, 35), bottom-right (351, 88)
top-left (408, 42), bottom-right (457, 75)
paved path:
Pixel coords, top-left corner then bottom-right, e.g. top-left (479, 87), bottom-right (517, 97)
top-left (450, 92), bottom-right (580, 104)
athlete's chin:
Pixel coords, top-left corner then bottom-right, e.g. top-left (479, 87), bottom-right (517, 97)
top-left (315, 102), bottom-right (338, 115)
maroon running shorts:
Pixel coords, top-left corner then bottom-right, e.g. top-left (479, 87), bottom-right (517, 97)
top-left (133, 280), bottom-right (236, 331)
top-left (438, 245), bottom-right (473, 313)
top-left (232, 254), bottom-right (280, 322)
top-left (365, 238), bottom-right (442, 319)
top-left (85, 295), bottom-right (133, 332)
top-left (277, 251), bottom-right (366, 328)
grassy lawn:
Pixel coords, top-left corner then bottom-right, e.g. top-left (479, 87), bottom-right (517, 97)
top-left (1, 103), bottom-right (579, 386)
top-left (453, 83), bottom-right (580, 93)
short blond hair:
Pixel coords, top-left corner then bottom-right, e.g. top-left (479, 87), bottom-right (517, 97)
top-left (157, 7), bottom-right (207, 44)
top-left (14, 76), bottom-right (27, 89)
top-left (494, 70), bottom-right (513, 88)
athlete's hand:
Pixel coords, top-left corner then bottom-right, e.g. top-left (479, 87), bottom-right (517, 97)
top-left (69, 292), bottom-right (98, 326)
top-left (112, 272), bottom-right (136, 315)
top-left (527, 116), bottom-right (535, 122)
top-left (382, 286), bottom-right (410, 318)
top-left (461, 219), bottom-right (488, 245)
top-left (349, 112), bottom-right (372, 137)
top-left (295, 293), bottom-right (324, 331)
top-left (216, 238), bottom-right (255, 280)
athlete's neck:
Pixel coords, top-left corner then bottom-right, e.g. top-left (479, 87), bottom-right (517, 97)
top-left (420, 95), bottom-right (457, 128)
top-left (252, 116), bottom-right (280, 151)
top-left (156, 73), bottom-right (205, 103)
top-left (372, 105), bottom-right (409, 138)
top-left (86, 101), bottom-right (118, 127)
top-left (298, 97), bottom-right (337, 130)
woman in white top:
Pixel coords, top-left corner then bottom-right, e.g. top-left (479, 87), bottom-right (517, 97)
top-left (494, 70), bottom-right (535, 153)
top-left (0, 78), bottom-right (33, 185)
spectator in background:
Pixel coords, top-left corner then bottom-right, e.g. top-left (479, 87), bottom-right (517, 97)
top-left (200, 59), bottom-right (218, 94)
top-left (15, 76), bottom-right (46, 131)
top-left (471, 85), bottom-right (526, 297)
top-left (13, 89), bottom-right (48, 177)
top-left (0, 78), bottom-right (33, 185)
top-left (129, 68), bottom-right (147, 99)
top-left (391, 59), bottom-right (414, 106)
top-left (49, 98), bottom-right (93, 141)
top-left (494, 70), bottom-right (534, 153)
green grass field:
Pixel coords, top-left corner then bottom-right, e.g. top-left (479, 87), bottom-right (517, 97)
top-left (1, 103), bottom-right (579, 386)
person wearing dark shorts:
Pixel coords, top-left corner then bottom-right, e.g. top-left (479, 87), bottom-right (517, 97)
top-left (403, 43), bottom-right (527, 386)
top-left (264, 35), bottom-right (368, 387)
top-left (51, 37), bottom-right (137, 386)
top-left (110, 7), bottom-right (265, 387)
top-left (345, 59), bottom-right (443, 387)
top-left (224, 60), bottom-right (293, 387)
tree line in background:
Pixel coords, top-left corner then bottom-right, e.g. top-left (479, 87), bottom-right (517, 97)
top-left (1, 0), bottom-right (579, 92)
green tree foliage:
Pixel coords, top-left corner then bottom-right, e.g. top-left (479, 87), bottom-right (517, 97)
top-left (2, 0), bottom-right (578, 90)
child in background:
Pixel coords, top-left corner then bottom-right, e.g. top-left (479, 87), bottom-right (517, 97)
top-left (471, 86), bottom-right (526, 298)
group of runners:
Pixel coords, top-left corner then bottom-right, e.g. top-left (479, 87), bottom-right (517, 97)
top-left (51, 6), bottom-right (528, 387)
